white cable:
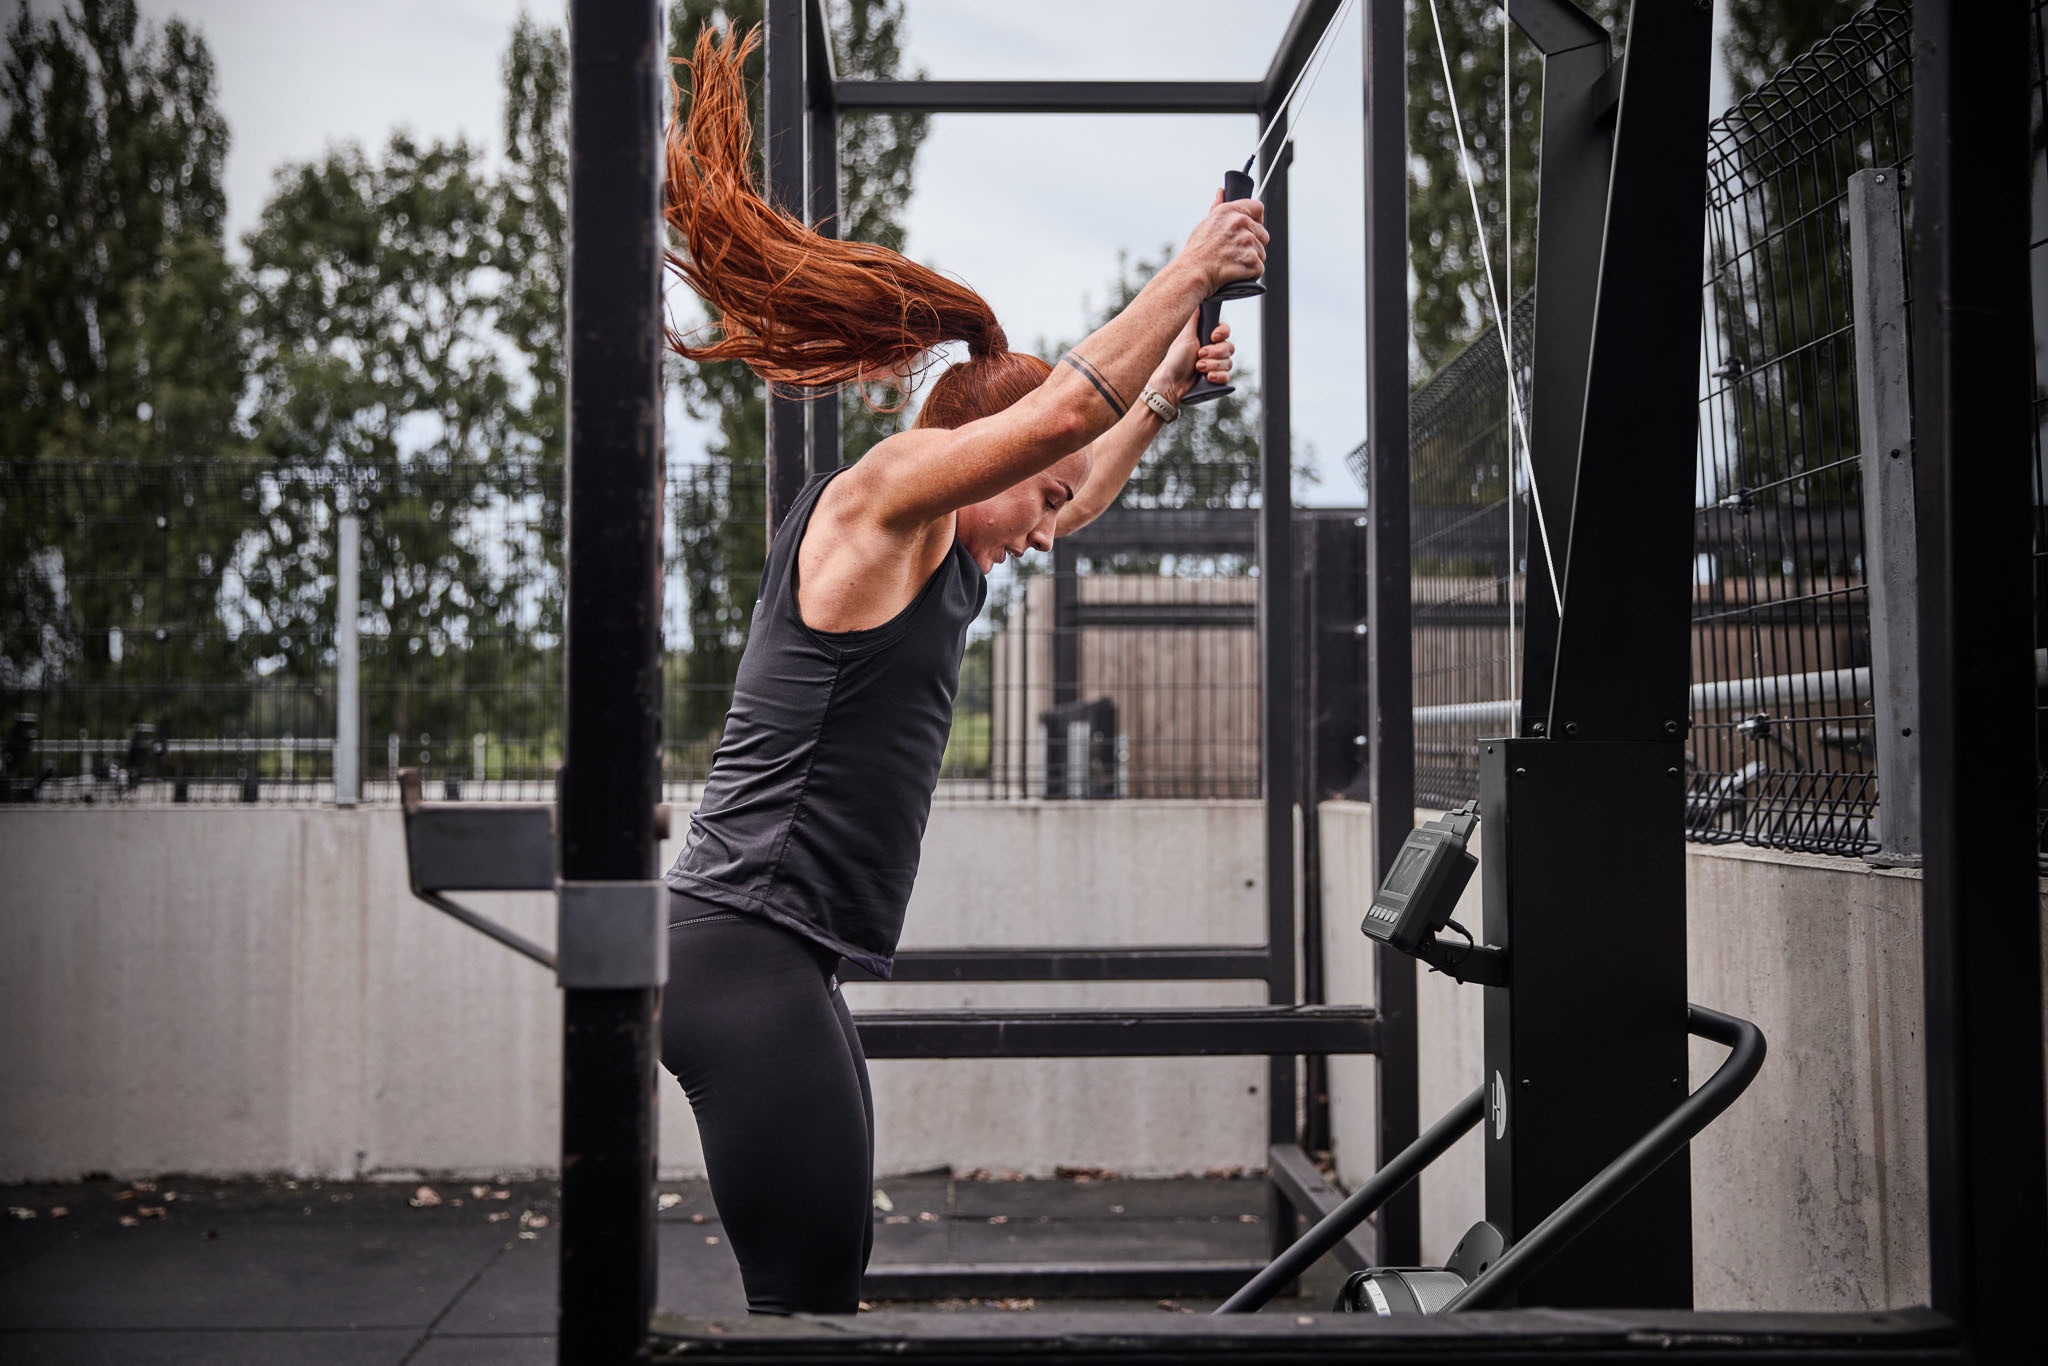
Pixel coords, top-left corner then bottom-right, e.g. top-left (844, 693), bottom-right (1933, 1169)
top-left (1425, 0), bottom-right (1564, 623)
top-left (1249, 0), bottom-right (1357, 199)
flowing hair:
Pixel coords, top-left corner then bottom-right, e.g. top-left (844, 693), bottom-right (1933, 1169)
top-left (664, 21), bottom-right (1034, 419)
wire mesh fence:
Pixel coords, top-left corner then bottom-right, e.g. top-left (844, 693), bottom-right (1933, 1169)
top-left (1398, 0), bottom-right (2048, 868)
top-left (1, 440), bottom-right (1281, 804)
top-left (1402, 291), bottom-right (1534, 812)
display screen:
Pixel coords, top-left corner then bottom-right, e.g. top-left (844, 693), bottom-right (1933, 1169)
top-left (1381, 839), bottom-right (1437, 899)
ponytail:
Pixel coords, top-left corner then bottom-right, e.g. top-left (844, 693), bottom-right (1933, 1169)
top-left (664, 23), bottom-right (1009, 400)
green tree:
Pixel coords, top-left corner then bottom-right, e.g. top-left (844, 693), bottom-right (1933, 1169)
top-left (1721, 0), bottom-right (1866, 102)
top-left (1405, 0), bottom-right (1625, 377)
top-left (0, 0), bottom-right (248, 747)
top-left (240, 129), bottom-right (528, 770)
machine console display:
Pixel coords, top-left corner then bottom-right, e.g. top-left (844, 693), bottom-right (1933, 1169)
top-left (1360, 803), bottom-right (1479, 955)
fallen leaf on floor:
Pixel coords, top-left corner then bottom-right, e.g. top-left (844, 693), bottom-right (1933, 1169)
top-left (113, 1190), bottom-right (136, 1202)
top-left (470, 1185), bottom-right (490, 1199)
top-left (490, 1189), bottom-right (510, 1200)
top-left (985, 1215), bottom-right (1008, 1224)
top-left (6, 1207), bottom-right (32, 1220)
top-left (992, 1297), bottom-right (1036, 1310)
top-left (705, 1235), bottom-right (720, 1245)
top-left (48, 1206), bottom-right (68, 1219)
top-left (657, 1193), bottom-right (682, 1211)
top-left (409, 1186), bottom-right (443, 1209)
top-left (163, 1192), bottom-right (179, 1202)
top-left (132, 1180), bottom-right (158, 1193)
top-left (872, 1188), bottom-right (894, 1212)
top-left (1110, 1204), bottom-right (1126, 1214)
top-left (883, 1214), bottom-right (910, 1225)
top-left (519, 1211), bottom-right (549, 1230)
top-left (488, 1211), bottom-right (512, 1223)
top-left (118, 1216), bottom-right (139, 1228)
top-left (518, 1230), bottom-right (538, 1241)
top-left (916, 1211), bottom-right (939, 1223)
top-left (689, 1213), bottom-right (706, 1225)
top-left (137, 1206), bottom-right (167, 1220)
top-left (1238, 1213), bottom-right (1260, 1223)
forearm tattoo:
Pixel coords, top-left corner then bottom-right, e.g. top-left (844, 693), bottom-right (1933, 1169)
top-left (1060, 351), bottom-right (1128, 419)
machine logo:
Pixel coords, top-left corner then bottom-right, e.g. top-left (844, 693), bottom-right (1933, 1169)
top-left (1490, 1070), bottom-right (1507, 1140)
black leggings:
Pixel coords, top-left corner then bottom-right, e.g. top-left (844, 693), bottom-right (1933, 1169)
top-left (660, 893), bottom-right (874, 1315)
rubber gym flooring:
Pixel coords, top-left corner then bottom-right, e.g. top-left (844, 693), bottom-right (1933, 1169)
top-left (0, 1171), bottom-right (1345, 1362)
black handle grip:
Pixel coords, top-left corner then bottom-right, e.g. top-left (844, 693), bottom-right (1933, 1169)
top-left (1210, 168), bottom-right (1265, 303)
top-left (1179, 297), bottom-right (1233, 407)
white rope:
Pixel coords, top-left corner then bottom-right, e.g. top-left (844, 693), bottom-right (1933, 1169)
top-left (1424, 0), bottom-right (1564, 624)
top-left (1249, 0), bottom-right (1357, 199)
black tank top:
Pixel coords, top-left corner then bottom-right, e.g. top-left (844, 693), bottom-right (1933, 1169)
top-left (665, 469), bottom-right (987, 978)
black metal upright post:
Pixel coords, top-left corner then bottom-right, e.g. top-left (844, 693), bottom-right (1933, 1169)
top-left (1257, 136), bottom-right (1299, 1257)
top-left (1506, 0), bottom-right (1613, 732)
top-left (1361, 0), bottom-right (1419, 1269)
top-left (804, 0), bottom-right (840, 477)
top-left (1482, 0), bottom-right (1711, 1310)
top-left (561, 1), bottom-right (664, 1360)
top-left (1909, 1), bottom-right (2048, 1355)
top-left (763, 0), bottom-right (808, 535)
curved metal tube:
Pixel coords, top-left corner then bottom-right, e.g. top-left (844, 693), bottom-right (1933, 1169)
top-left (1443, 1003), bottom-right (1766, 1311)
top-left (1215, 1085), bottom-right (1485, 1314)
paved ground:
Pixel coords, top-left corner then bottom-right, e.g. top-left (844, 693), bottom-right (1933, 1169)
top-left (0, 1172), bottom-right (1344, 1363)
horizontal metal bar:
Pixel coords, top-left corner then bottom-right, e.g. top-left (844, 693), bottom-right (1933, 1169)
top-left (846, 947), bottom-right (1274, 983)
top-left (1069, 603), bottom-right (1257, 630)
top-left (852, 1006), bottom-right (1379, 1059)
top-left (834, 80), bottom-right (1263, 114)
top-left (30, 737), bottom-right (338, 755)
top-left (861, 1260), bottom-right (1266, 1302)
top-left (1264, 1143), bottom-right (1376, 1273)
top-left (650, 1306), bottom-right (1964, 1357)
top-left (1413, 655), bottom-right (2048, 730)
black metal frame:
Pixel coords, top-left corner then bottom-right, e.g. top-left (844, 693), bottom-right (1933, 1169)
top-left (755, 0), bottom-right (1386, 1305)
top-left (541, 0), bottom-right (2045, 1357)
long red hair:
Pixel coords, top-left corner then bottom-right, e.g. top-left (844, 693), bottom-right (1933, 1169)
top-left (664, 22), bottom-right (1038, 426)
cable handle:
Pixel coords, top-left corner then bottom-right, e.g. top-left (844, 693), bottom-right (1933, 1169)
top-left (1182, 169), bottom-right (1262, 408)
top-left (1208, 168), bottom-right (1266, 303)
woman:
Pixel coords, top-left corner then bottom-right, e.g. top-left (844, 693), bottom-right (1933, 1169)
top-left (658, 25), bottom-right (1266, 1315)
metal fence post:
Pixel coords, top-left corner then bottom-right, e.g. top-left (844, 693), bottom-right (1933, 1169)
top-left (335, 510), bottom-right (360, 807)
top-left (1847, 167), bottom-right (1919, 864)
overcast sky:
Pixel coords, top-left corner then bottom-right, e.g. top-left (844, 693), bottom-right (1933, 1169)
top-left (111, 1), bottom-right (1734, 503)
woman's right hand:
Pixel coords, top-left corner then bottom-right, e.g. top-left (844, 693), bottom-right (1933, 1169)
top-left (1181, 191), bottom-right (1269, 297)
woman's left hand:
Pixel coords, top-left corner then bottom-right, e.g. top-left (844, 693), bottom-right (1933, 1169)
top-left (1152, 314), bottom-right (1234, 404)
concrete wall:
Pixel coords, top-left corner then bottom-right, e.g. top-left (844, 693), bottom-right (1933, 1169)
top-left (0, 802), bottom-right (1269, 1184)
top-left (1318, 799), bottom-right (2047, 1314)
top-left (10, 798), bottom-right (2040, 1314)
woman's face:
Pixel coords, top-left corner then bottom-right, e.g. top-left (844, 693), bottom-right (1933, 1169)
top-left (957, 449), bottom-right (1093, 573)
